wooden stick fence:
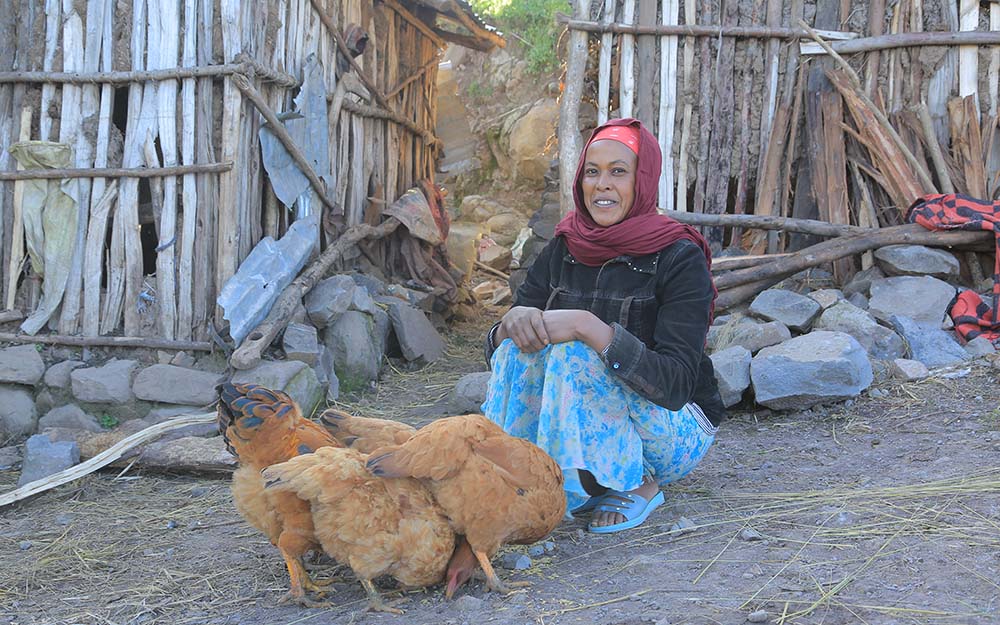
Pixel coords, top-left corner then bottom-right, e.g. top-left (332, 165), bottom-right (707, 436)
top-left (0, 0), bottom-right (470, 346)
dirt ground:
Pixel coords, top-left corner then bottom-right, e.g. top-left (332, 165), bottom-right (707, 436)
top-left (2, 302), bottom-right (1000, 625)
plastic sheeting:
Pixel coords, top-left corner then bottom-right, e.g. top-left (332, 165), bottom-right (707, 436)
top-left (216, 213), bottom-right (319, 345)
top-left (9, 141), bottom-right (78, 335)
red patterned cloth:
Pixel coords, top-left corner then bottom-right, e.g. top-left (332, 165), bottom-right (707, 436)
top-left (907, 193), bottom-right (1000, 345)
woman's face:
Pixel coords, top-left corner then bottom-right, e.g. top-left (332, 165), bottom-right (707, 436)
top-left (580, 139), bottom-right (637, 227)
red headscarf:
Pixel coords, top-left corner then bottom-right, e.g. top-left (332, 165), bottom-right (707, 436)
top-left (554, 118), bottom-right (716, 318)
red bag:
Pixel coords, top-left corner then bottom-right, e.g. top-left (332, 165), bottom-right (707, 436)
top-left (907, 194), bottom-right (1000, 346)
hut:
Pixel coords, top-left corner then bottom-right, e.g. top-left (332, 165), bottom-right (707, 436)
top-left (0, 0), bottom-right (502, 347)
top-left (557, 0), bottom-right (1000, 311)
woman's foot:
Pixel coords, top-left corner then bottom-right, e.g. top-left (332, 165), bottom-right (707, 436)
top-left (589, 475), bottom-right (659, 529)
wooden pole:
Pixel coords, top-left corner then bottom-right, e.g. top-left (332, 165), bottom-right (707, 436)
top-left (619, 0), bottom-right (636, 118)
top-left (558, 0), bottom-right (590, 215)
top-left (597, 0), bottom-right (616, 125)
top-left (675, 0), bottom-right (696, 212)
top-left (309, 0), bottom-right (391, 110)
top-left (959, 0), bottom-right (980, 115)
top-left (5, 107), bottom-right (31, 310)
top-left (178, 0), bottom-right (198, 341)
top-left (230, 218), bottom-right (401, 370)
top-left (661, 208), bottom-right (865, 236)
top-left (0, 163), bottom-right (232, 181)
top-left (657, 0), bottom-right (679, 211)
top-left (0, 63), bottom-right (285, 84)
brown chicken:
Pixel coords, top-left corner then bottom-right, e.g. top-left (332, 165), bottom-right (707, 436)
top-left (217, 382), bottom-right (341, 607)
top-left (319, 408), bottom-right (417, 453)
top-left (366, 413), bottom-right (566, 596)
top-left (262, 445), bottom-right (456, 613)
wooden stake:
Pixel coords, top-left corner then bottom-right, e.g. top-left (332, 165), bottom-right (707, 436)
top-left (657, 0), bottom-right (679, 211)
top-left (959, 0), bottom-right (980, 114)
top-left (597, 0), bottom-right (616, 125)
top-left (5, 107), bottom-right (31, 310)
top-left (39, 0), bottom-right (60, 141)
top-left (675, 0), bottom-right (696, 212)
top-left (558, 0), bottom-right (591, 215)
top-left (619, 0), bottom-right (636, 118)
top-left (177, 0), bottom-right (198, 341)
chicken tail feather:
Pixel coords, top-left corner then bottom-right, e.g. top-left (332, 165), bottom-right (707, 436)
top-left (365, 446), bottom-right (408, 478)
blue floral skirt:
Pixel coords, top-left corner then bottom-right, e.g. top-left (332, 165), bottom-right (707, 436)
top-left (483, 339), bottom-right (717, 513)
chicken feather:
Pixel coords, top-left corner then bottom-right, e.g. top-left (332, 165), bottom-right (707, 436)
top-left (366, 413), bottom-right (566, 596)
top-left (217, 382), bottom-right (341, 607)
top-left (263, 446), bottom-right (455, 613)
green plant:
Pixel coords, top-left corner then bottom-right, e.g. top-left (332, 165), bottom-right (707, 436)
top-left (465, 78), bottom-right (493, 99)
top-left (98, 413), bottom-right (119, 430)
top-left (469, 0), bottom-right (567, 73)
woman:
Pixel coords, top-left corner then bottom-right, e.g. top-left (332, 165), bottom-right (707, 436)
top-left (482, 118), bottom-right (724, 534)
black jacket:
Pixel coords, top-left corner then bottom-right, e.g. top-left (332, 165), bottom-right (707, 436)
top-left (486, 235), bottom-right (725, 426)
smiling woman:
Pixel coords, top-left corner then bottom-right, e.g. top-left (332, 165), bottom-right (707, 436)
top-left (482, 118), bottom-right (725, 535)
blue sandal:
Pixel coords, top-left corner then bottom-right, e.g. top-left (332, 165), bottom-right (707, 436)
top-left (588, 490), bottom-right (665, 534)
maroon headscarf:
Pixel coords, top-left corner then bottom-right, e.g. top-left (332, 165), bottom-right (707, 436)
top-left (554, 118), bottom-right (716, 319)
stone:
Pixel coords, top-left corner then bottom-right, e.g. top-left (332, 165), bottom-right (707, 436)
top-left (349, 273), bottom-right (387, 297)
top-left (964, 336), bottom-right (996, 357)
top-left (890, 358), bottom-right (930, 381)
top-left (868, 276), bottom-right (956, 325)
top-left (324, 311), bottom-right (383, 392)
top-left (749, 289), bottom-right (822, 332)
top-left (304, 275), bottom-right (356, 328)
top-left (313, 346), bottom-right (341, 402)
top-left (710, 346), bottom-right (752, 408)
top-left (38, 404), bottom-right (102, 433)
top-left (0, 445), bottom-right (21, 470)
top-left (18, 434), bottom-right (79, 486)
top-left (847, 292), bottom-right (869, 310)
top-left (349, 287), bottom-right (377, 316)
top-left (485, 213), bottom-right (523, 247)
top-left (0, 344), bottom-right (45, 386)
top-left (479, 242), bottom-right (513, 271)
top-left (709, 318), bottom-right (791, 354)
top-left (43, 360), bottom-right (85, 390)
top-left (384, 285), bottom-right (435, 311)
top-left (169, 351), bottom-right (197, 369)
top-left (458, 195), bottom-right (508, 222)
top-left (446, 222), bottom-right (486, 281)
top-left (71, 359), bottom-right (138, 405)
top-left (450, 372), bottom-right (491, 413)
top-left (283, 322), bottom-right (320, 366)
top-left (0, 386), bottom-right (38, 438)
top-left (133, 365), bottom-right (223, 405)
top-left (751, 331), bottom-right (874, 410)
top-left (842, 265), bottom-right (885, 298)
top-left (813, 301), bottom-right (906, 360)
top-left (500, 552), bottom-right (532, 570)
top-left (874, 244), bottom-right (961, 279)
top-left (372, 306), bottom-right (393, 358)
top-left (384, 300), bottom-right (446, 364)
top-left (129, 436), bottom-right (236, 473)
top-left (232, 360), bottom-right (324, 418)
top-left (887, 315), bottom-right (969, 369)
top-left (807, 288), bottom-right (844, 310)
top-left (508, 98), bottom-right (559, 183)
top-left (34, 389), bottom-right (55, 415)
top-left (143, 406), bottom-right (219, 439)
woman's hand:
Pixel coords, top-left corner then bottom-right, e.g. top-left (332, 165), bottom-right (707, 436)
top-left (496, 306), bottom-right (550, 353)
top-left (542, 310), bottom-right (614, 354)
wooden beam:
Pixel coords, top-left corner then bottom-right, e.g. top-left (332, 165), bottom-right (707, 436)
top-left (382, 0), bottom-right (445, 48)
top-left (0, 162), bottom-right (231, 181)
top-left (0, 332), bottom-right (213, 350)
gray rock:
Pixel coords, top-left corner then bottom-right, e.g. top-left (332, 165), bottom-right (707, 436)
top-left (459, 194), bottom-right (508, 222)
top-left (18, 434), bottom-right (79, 486)
top-left (807, 288), bottom-right (844, 310)
top-left (133, 365), bottom-right (222, 405)
top-left (0, 386), bottom-right (38, 438)
top-left (814, 301), bottom-right (906, 360)
top-left (312, 346), bottom-right (341, 402)
top-left (170, 351), bottom-right (197, 369)
top-left (384, 300), bottom-right (446, 363)
top-left (964, 336), bottom-right (996, 357)
top-left (0, 345), bottom-right (45, 386)
top-left (384, 286), bottom-right (435, 311)
top-left (710, 318), bottom-right (791, 354)
top-left (349, 287), bottom-right (377, 316)
top-left (847, 292), bottom-right (869, 310)
top-left (44, 360), bottom-right (85, 390)
top-left (143, 406), bottom-right (219, 439)
top-left (869, 276), bottom-right (956, 325)
top-left (890, 358), bottom-right (930, 381)
top-left (748, 610), bottom-right (770, 623)
top-left (38, 404), bottom-right (102, 432)
top-left (751, 331), bottom-right (874, 410)
top-left (324, 311), bottom-right (382, 392)
top-left (71, 359), bottom-right (138, 405)
top-left (749, 289), bottom-right (822, 332)
top-left (710, 346), bottom-right (752, 408)
top-left (842, 265), bottom-right (885, 298)
top-left (450, 372), bottom-right (491, 413)
top-left (128, 435), bottom-right (236, 473)
top-left (283, 322), bottom-right (320, 366)
top-left (34, 389), bottom-right (55, 415)
top-left (304, 275), bottom-right (356, 328)
top-left (232, 360), bottom-right (324, 418)
top-left (887, 315), bottom-right (969, 368)
top-left (0, 445), bottom-right (21, 469)
top-left (453, 595), bottom-right (486, 613)
top-left (874, 244), bottom-right (960, 279)
top-left (372, 306), bottom-right (392, 358)
top-left (350, 273), bottom-right (387, 297)
top-left (500, 552), bottom-right (532, 570)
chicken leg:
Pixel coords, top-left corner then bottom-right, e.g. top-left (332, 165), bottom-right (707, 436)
top-left (473, 550), bottom-right (531, 595)
top-left (360, 579), bottom-right (405, 614)
top-left (279, 553), bottom-right (333, 608)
